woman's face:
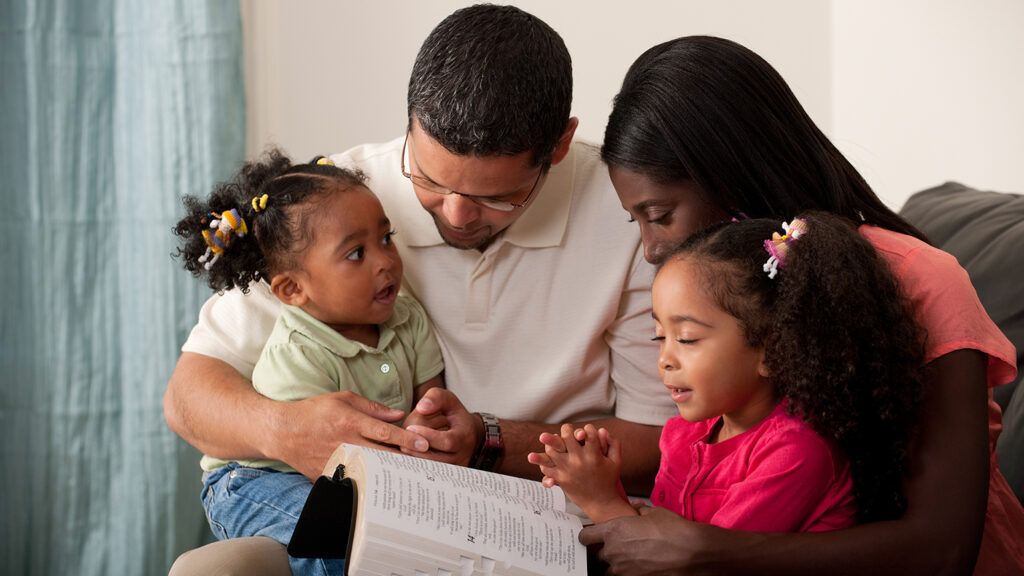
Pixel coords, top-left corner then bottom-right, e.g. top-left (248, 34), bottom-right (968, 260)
top-left (610, 166), bottom-right (730, 264)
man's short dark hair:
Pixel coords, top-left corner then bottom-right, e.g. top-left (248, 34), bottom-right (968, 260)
top-left (407, 4), bottom-right (572, 167)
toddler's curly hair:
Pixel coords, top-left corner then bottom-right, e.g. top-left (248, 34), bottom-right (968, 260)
top-left (174, 148), bottom-right (366, 292)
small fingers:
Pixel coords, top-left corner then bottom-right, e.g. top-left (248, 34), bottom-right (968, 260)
top-left (561, 423), bottom-right (584, 454)
top-left (405, 425), bottom-right (462, 453)
top-left (581, 424), bottom-right (602, 454)
top-left (539, 431), bottom-right (566, 452)
top-left (527, 451), bottom-right (555, 468)
top-left (361, 415), bottom-right (428, 452)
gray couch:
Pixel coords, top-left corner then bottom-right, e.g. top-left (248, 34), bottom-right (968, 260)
top-left (899, 181), bottom-right (1024, 503)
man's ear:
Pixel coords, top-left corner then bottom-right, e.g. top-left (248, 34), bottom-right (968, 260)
top-left (549, 117), bottom-right (579, 166)
top-left (270, 272), bottom-right (308, 307)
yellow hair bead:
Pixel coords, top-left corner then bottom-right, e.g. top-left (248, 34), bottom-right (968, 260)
top-left (251, 194), bottom-right (269, 213)
top-left (316, 157), bottom-right (335, 166)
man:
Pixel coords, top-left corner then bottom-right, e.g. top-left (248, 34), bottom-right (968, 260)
top-left (167, 5), bottom-right (673, 574)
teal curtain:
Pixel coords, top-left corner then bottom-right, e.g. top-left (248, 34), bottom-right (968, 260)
top-left (1, 1), bottom-right (244, 574)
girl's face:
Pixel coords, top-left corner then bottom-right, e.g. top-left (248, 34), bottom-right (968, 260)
top-left (652, 257), bottom-right (774, 435)
top-left (278, 187), bottom-right (403, 339)
top-left (610, 166), bottom-right (730, 265)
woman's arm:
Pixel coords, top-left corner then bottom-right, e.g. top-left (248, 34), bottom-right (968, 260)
top-left (582, 349), bottom-right (990, 575)
top-left (163, 352), bottom-right (429, 479)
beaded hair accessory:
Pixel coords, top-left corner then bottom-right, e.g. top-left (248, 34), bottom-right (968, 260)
top-left (198, 208), bottom-right (248, 270)
top-left (251, 193), bottom-right (268, 213)
top-left (763, 218), bottom-right (808, 279)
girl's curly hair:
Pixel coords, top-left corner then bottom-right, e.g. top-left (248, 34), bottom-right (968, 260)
top-left (663, 211), bottom-right (925, 523)
top-left (174, 148), bottom-right (366, 292)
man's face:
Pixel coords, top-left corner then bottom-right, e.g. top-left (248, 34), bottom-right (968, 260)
top-left (405, 121), bottom-right (546, 251)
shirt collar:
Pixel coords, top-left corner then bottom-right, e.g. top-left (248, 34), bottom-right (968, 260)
top-left (280, 300), bottom-right (412, 358)
top-left (397, 143), bottom-right (577, 250)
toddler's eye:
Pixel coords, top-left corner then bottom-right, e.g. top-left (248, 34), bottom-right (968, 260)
top-left (382, 229), bottom-right (397, 245)
top-left (346, 247), bottom-right (365, 261)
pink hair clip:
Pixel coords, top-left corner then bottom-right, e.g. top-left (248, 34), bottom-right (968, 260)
top-left (763, 218), bottom-right (808, 279)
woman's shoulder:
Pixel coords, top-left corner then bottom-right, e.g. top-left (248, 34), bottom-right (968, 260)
top-left (858, 225), bottom-right (960, 277)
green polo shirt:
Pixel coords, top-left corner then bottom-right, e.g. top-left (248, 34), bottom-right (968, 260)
top-left (200, 295), bottom-right (444, 473)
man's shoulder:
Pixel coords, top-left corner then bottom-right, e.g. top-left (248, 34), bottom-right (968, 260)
top-left (328, 137), bottom-right (405, 186)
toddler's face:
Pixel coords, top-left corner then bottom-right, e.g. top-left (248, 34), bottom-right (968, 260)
top-left (651, 257), bottom-right (772, 429)
top-left (292, 187), bottom-right (403, 335)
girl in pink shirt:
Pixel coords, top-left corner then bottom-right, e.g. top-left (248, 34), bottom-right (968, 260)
top-left (530, 212), bottom-right (924, 533)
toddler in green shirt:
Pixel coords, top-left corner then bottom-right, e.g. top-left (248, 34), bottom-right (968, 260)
top-left (174, 148), bottom-right (443, 576)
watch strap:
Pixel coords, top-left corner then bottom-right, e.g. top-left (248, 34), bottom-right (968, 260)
top-left (470, 412), bottom-right (504, 472)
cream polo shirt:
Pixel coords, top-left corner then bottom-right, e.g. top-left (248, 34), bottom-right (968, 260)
top-left (199, 295), bottom-right (444, 473)
top-left (183, 137), bottom-right (675, 425)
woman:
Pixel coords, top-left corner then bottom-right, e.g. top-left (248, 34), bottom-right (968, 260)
top-left (581, 36), bottom-right (1022, 576)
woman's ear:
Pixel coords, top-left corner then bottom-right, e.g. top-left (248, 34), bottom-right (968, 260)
top-left (270, 272), bottom-right (308, 307)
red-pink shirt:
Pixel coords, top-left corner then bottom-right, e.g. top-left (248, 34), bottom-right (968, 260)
top-left (861, 225), bottom-right (1023, 575)
top-left (651, 403), bottom-right (857, 532)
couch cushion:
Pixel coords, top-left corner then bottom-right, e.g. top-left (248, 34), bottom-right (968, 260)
top-left (899, 181), bottom-right (1024, 502)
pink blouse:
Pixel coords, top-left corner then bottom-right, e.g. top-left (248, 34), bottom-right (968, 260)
top-left (861, 225), bottom-right (1022, 575)
top-left (651, 403), bottom-right (857, 532)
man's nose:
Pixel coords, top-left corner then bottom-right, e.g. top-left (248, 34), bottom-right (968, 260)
top-left (442, 193), bottom-right (480, 228)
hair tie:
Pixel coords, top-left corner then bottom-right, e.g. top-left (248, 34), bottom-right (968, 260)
top-left (763, 218), bottom-right (808, 279)
top-left (251, 194), bottom-right (269, 213)
top-left (316, 157), bottom-right (335, 166)
top-left (197, 208), bottom-right (248, 270)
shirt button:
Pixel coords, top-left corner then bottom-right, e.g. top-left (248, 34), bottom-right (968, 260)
top-left (380, 363), bottom-right (391, 374)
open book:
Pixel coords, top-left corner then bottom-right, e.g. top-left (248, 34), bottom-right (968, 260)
top-left (288, 444), bottom-right (586, 576)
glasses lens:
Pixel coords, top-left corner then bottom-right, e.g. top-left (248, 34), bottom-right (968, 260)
top-left (477, 199), bottom-right (516, 212)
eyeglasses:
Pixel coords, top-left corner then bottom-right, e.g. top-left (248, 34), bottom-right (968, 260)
top-left (400, 133), bottom-right (543, 212)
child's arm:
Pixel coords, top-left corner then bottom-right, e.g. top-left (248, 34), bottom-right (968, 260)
top-left (412, 373), bottom-right (445, 402)
top-left (527, 423), bottom-right (638, 524)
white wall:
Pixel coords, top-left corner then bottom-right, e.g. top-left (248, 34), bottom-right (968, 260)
top-left (241, 1), bottom-right (832, 162)
top-left (242, 0), bottom-right (1024, 211)
top-left (831, 0), bottom-right (1024, 208)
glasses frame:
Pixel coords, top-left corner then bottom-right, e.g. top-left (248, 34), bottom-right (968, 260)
top-left (400, 133), bottom-right (543, 212)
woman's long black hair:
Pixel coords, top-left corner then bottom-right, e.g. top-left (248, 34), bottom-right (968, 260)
top-left (664, 212), bottom-right (925, 522)
top-left (603, 36), bottom-right (928, 243)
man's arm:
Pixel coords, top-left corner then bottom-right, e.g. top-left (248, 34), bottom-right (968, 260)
top-left (403, 388), bottom-right (662, 493)
top-left (164, 352), bottom-right (430, 479)
top-left (581, 350), bottom-right (991, 576)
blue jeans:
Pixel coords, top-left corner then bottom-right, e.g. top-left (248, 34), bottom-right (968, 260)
top-left (202, 464), bottom-right (346, 576)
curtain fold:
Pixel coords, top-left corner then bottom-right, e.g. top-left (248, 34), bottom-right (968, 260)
top-left (1, 1), bottom-right (244, 574)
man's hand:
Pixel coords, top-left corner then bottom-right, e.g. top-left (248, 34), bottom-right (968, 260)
top-left (580, 505), bottom-right (718, 576)
top-left (402, 387), bottom-right (480, 466)
top-left (274, 391), bottom-right (430, 479)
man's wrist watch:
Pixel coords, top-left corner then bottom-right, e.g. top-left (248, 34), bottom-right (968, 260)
top-left (470, 412), bottom-right (504, 472)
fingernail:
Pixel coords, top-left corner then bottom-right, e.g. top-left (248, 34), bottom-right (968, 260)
top-left (414, 438), bottom-right (429, 452)
top-left (417, 398), bottom-right (434, 411)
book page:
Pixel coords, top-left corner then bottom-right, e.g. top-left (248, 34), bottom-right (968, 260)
top-left (346, 445), bottom-right (584, 576)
